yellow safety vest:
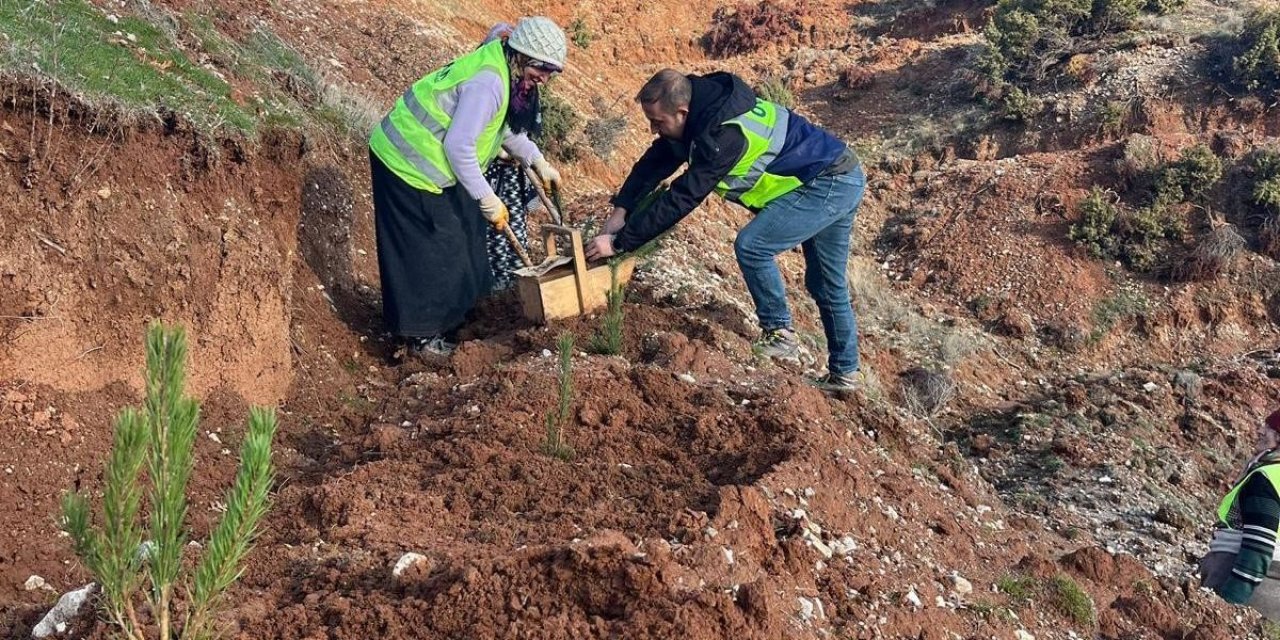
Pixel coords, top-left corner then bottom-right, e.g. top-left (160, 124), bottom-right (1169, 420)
top-left (369, 40), bottom-right (510, 192)
top-left (1218, 461), bottom-right (1280, 527)
top-left (714, 99), bottom-right (805, 209)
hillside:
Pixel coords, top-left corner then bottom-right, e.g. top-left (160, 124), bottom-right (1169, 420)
top-left (1, 0), bottom-right (1278, 638)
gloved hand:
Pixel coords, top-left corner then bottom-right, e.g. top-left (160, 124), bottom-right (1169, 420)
top-left (479, 194), bottom-right (509, 229)
top-left (530, 157), bottom-right (562, 190)
top-left (495, 147), bottom-right (514, 163)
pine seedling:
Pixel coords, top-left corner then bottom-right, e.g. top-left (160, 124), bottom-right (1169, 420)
top-left (186, 406), bottom-right (277, 638)
top-left (588, 261), bottom-right (626, 356)
top-left (543, 332), bottom-right (576, 460)
top-left (61, 323), bottom-right (278, 640)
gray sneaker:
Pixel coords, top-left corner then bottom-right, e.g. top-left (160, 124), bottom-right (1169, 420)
top-left (753, 328), bottom-right (799, 360)
top-left (409, 335), bottom-right (457, 357)
top-left (812, 371), bottom-right (861, 392)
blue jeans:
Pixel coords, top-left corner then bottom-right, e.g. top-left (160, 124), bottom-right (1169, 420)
top-left (733, 167), bottom-right (865, 374)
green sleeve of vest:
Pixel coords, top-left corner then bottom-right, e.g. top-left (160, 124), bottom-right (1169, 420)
top-left (1218, 574), bottom-right (1256, 604)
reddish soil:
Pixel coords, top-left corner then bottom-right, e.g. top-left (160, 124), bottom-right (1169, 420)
top-left (1, 0), bottom-right (1279, 639)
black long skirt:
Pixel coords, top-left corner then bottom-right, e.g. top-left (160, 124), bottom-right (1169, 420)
top-left (370, 151), bottom-right (493, 338)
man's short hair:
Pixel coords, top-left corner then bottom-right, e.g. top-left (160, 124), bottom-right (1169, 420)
top-left (636, 69), bottom-right (691, 113)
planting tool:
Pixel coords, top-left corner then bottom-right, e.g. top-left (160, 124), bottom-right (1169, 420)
top-left (504, 221), bottom-right (573, 279)
top-left (524, 165), bottom-right (564, 225)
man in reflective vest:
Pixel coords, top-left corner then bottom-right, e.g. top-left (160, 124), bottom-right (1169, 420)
top-left (1201, 408), bottom-right (1280, 620)
top-left (585, 69), bottom-right (866, 391)
top-left (369, 17), bottom-right (566, 358)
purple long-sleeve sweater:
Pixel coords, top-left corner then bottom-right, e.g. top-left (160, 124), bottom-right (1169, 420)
top-left (441, 70), bottom-right (543, 201)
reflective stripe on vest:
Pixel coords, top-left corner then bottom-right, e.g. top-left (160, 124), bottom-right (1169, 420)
top-left (713, 99), bottom-right (803, 209)
top-left (369, 40), bottom-right (509, 192)
top-left (1218, 461), bottom-right (1280, 527)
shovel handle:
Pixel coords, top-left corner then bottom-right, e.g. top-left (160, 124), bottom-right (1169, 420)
top-left (524, 166), bottom-right (563, 225)
top-left (502, 224), bottom-right (535, 268)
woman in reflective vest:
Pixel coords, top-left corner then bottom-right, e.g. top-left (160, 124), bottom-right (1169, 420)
top-left (368, 16), bottom-right (566, 357)
top-left (1201, 408), bottom-right (1280, 620)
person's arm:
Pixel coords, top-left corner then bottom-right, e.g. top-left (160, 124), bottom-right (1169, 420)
top-left (610, 141), bottom-right (683, 216)
top-left (612, 126), bottom-right (745, 252)
top-left (501, 130), bottom-right (543, 167)
top-left (1218, 471), bottom-right (1280, 604)
top-left (442, 71), bottom-right (504, 201)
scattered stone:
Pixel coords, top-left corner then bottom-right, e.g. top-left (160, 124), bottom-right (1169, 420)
top-left (1015, 631), bottom-right (1035, 640)
top-left (1154, 504), bottom-right (1192, 530)
top-left (1142, 382), bottom-right (1158, 393)
top-left (831, 536), bottom-right (857, 556)
top-left (677, 373), bottom-right (697, 384)
top-left (904, 588), bottom-right (923, 608)
top-left (392, 552), bottom-right (427, 577)
top-left (32, 582), bottom-right (95, 639)
top-left (23, 575), bottom-right (45, 591)
top-left (950, 573), bottom-right (973, 596)
top-left (796, 596), bottom-right (817, 622)
top-left (722, 547), bottom-right (735, 565)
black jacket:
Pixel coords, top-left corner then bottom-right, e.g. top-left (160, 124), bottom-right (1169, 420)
top-left (611, 72), bottom-right (754, 252)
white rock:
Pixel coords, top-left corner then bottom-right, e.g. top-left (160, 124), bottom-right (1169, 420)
top-left (904, 588), bottom-right (922, 608)
top-left (950, 573), bottom-right (973, 596)
top-left (722, 547), bottom-right (735, 565)
top-left (678, 373), bottom-right (697, 384)
top-left (831, 536), bottom-right (857, 556)
top-left (541, 349), bottom-right (552, 357)
top-left (1015, 631), bottom-right (1035, 640)
top-left (1142, 381), bottom-right (1158, 393)
top-left (24, 575), bottom-right (46, 591)
top-left (32, 582), bottom-right (95, 639)
top-left (797, 596), bottom-right (816, 622)
top-left (392, 552), bottom-right (427, 577)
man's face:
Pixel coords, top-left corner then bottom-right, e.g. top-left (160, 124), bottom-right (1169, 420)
top-left (642, 101), bottom-right (688, 140)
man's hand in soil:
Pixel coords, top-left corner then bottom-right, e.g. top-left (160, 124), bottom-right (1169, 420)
top-left (585, 234), bottom-right (616, 261)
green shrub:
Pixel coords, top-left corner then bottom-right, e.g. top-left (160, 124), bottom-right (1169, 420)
top-left (755, 75), bottom-right (794, 108)
top-left (1069, 186), bottom-right (1120, 258)
top-left (1001, 85), bottom-right (1041, 121)
top-left (997, 574), bottom-right (1037, 602)
top-left (62, 324), bottom-right (277, 640)
top-left (1144, 0), bottom-right (1186, 15)
top-left (1166, 144), bottom-right (1223, 202)
top-left (536, 89), bottom-right (582, 162)
top-left (568, 17), bottom-right (594, 49)
top-left (1231, 10), bottom-right (1280, 94)
top-left (981, 0), bottom-right (1178, 107)
top-left (1050, 574), bottom-right (1096, 627)
top-left (1253, 150), bottom-right (1280, 211)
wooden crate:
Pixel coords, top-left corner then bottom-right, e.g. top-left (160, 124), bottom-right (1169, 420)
top-left (517, 224), bottom-right (636, 323)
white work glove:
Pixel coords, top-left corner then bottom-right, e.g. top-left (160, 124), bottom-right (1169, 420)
top-left (530, 157), bottom-right (562, 190)
top-left (478, 194), bottom-right (509, 230)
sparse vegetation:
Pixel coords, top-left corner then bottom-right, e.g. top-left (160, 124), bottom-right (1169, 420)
top-left (61, 323), bottom-right (277, 640)
top-left (536, 89), bottom-right (583, 162)
top-left (997, 574), bottom-right (1036, 602)
top-left (543, 333), bottom-right (576, 460)
top-left (1172, 223), bottom-right (1245, 281)
top-left (0, 0), bottom-right (256, 132)
top-left (978, 0), bottom-right (1182, 116)
top-left (1090, 288), bottom-right (1149, 342)
top-left (755, 75), bottom-right (794, 108)
top-left (1049, 574), bottom-right (1096, 627)
top-left (703, 0), bottom-right (810, 58)
top-left (901, 366), bottom-right (957, 420)
top-left (1069, 187), bottom-right (1120, 259)
top-left (1225, 9), bottom-right (1280, 96)
top-left (568, 17), bottom-right (594, 49)
top-left (585, 115), bottom-right (627, 159)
